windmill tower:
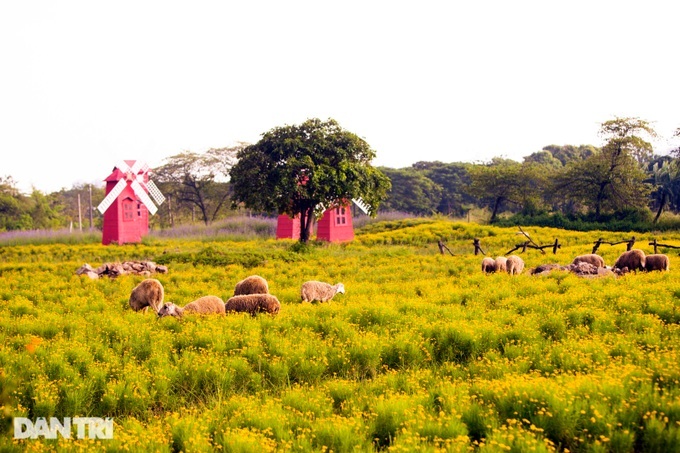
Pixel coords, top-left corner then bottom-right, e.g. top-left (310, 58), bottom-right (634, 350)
top-left (276, 198), bottom-right (369, 242)
top-left (316, 198), bottom-right (369, 242)
top-left (97, 160), bottom-right (165, 245)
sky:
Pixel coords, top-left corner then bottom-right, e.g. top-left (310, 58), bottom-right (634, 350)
top-left (1, 1), bottom-right (678, 194)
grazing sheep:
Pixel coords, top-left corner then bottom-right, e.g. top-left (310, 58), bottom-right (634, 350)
top-left (506, 255), bottom-right (525, 275)
top-left (572, 254), bottom-right (605, 268)
top-left (481, 257), bottom-right (496, 273)
top-left (301, 281), bottom-right (345, 303)
top-left (225, 294), bottom-right (280, 316)
top-left (129, 278), bottom-right (164, 313)
top-left (157, 296), bottom-right (226, 318)
top-left (613, 249), bottom-right (646, 272)
top-left (234, 275), bottom-right (269, 296)
top-left (494, 256), bottom-right (508, 273)
top-left (644, 254), bottom-right (670, 272)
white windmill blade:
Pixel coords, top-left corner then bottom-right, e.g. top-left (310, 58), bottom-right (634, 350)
top-left (128, 160), bottom-right (146, 175)
top-left (146, 180), bottom-right (166, 205)
top-left (117, 160), bottom-right (132, 174)
top-left (97, 179), bottom-right (128, 214)
top-left (352, 197), bottom-right (370, 214)
top-left (130, 179), bottom-right (158, 215)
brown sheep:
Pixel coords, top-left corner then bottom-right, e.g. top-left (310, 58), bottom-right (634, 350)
top-left (613, 249), bottom-right (646, 272)
top-left (129, 278), bottom-right (164, 313)
top-left (494, 256), bottom-right (508, 272)
top-left (506, 255), bottom-right (525, 275)
top-left (157, 296), bottom-right (226, 318)
top-left (481, 257), bottom-right (496, 273)
top-left (572, 254), bottom-right (605, 268)
top-left (644, 254), bottom-right (670, 272)
top-left (225, 294), bottom-right (280, 316)
top-left (234, 275), bottom-right (269, 296)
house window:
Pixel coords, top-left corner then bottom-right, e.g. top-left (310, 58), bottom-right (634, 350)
top-left (335, 207), bottom-right (347, 225)
top-left (123, 200), bottom-right (134, 221)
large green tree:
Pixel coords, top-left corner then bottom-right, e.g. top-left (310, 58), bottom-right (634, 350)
top-left (229, 118), bottom-right (391, 242)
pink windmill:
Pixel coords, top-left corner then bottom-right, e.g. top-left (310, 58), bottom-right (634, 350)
top-left (96, 160), bottom-right (165, 245)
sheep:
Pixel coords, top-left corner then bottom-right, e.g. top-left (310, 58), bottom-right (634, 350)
top-left (494, 256), bottom-right (508, 273)
top-left (157, 296), bottom-right (226, 318)
top-left (224, 294), bottom-right (280, 316)
top-left (506, 255), bottom-right (525, 275)
top-left (572, 253), bottom-right (605, 268)
top-left (234, 275), bottom-right (269, 296)
top-left (613, 249), bottom-right (646, 272)
top-left (644, 254), bottom-right (670, 272)
top-left (481, 257), bottom-right (496, 273)
top-left (129, 278), bottom-right (164, 313)
top-left (301, 281), bottom-right (345, 303)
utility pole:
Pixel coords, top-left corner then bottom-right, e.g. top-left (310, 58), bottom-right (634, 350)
top-left (77, 193), bottom-right (83, 232)
top-left (89, 185), bottom-right (93, 230)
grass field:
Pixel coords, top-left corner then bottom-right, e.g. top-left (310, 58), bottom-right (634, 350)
top-left (1, 219), bottom-right (679, 452)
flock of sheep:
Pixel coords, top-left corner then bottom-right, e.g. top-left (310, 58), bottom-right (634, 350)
top-left (128, 275), bottom-right (346, 318)
top-left (481, 248), bottom-right (670, 276)
top-left (126, 247), bottom-right (669, 318)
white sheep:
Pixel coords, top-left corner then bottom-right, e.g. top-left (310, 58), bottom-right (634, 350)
top-left (506, 255), bottom-right (525, 275)
top-left (644, 254), bottom-right (670, 272)
top-left (301, 281), bottom-right (345, 303)
top-left (572, 253), bottom-right (605, 268)
top-left (225, 294), bottom-right (281, 316)
top-left (481, 257), bottom-right (496, 273)
top-left (157, 295), bottom-right (226, 318)
top-left (494, 256), bottom-right (508, 272)
top-left (129, 278), bottom-right (164, 313)
top-left (234, 275), bottom-right (269, 296)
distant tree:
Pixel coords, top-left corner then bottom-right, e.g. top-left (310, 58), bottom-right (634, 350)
top-left (646, 155), bottom-right (680, 223)
top-left (29, 190), bottom-right (63, 229)
top-left (229, 118), bottom-right (390, 242)
top-left (379, 168), bottom-right (442, 215)
top-left (554, 118), bottom-right (654, 219)
top-left (412, 161), bottom-right (475, 216)
top-left (0, 177), bottom-right (31, 230)
top-left (467, 159), bottom-right (522, 223)
top-left (542, 144), bottom-right (596, 166)
top-left (155, 146), bottom-right (242, 226)
top-left (599, 117), bottom-right (657, 166)
top-left (523, 150), bottom-right (563, 168)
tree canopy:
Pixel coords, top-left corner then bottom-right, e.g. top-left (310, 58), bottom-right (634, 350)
top-left (229, 118), bottom-right (391, 242)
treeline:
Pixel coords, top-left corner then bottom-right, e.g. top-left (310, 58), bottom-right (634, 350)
top-left (2, 117), bottom-right (679, 233)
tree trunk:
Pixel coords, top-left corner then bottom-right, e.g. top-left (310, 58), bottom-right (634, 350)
top-left (299, 207), bottom-right (314, 243)
top-left (490, 197), bottom-right (503, 223)
top-left (653, 191), bottom-right (668, 224)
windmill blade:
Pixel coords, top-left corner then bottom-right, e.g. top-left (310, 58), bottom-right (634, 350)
top-left (130, 179), bottom-right (158, 215)
top-left (146, 180), bottom-right (166, 205)
top-left (97, 179), bottom-right (127, 214)
top-left (117, 160), bottom-right (132, 174)
top-left (352, 198), bottom-right (370, 215)
top-left (128, 160), bottom-right (146, 175)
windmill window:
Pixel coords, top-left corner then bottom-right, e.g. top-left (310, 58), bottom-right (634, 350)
top-left (335, 207), bottom-right (347, 225)
top-left (137, 203), bottom-right (143, 217)
top-left (123, 200), bottom-right (134, 221)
